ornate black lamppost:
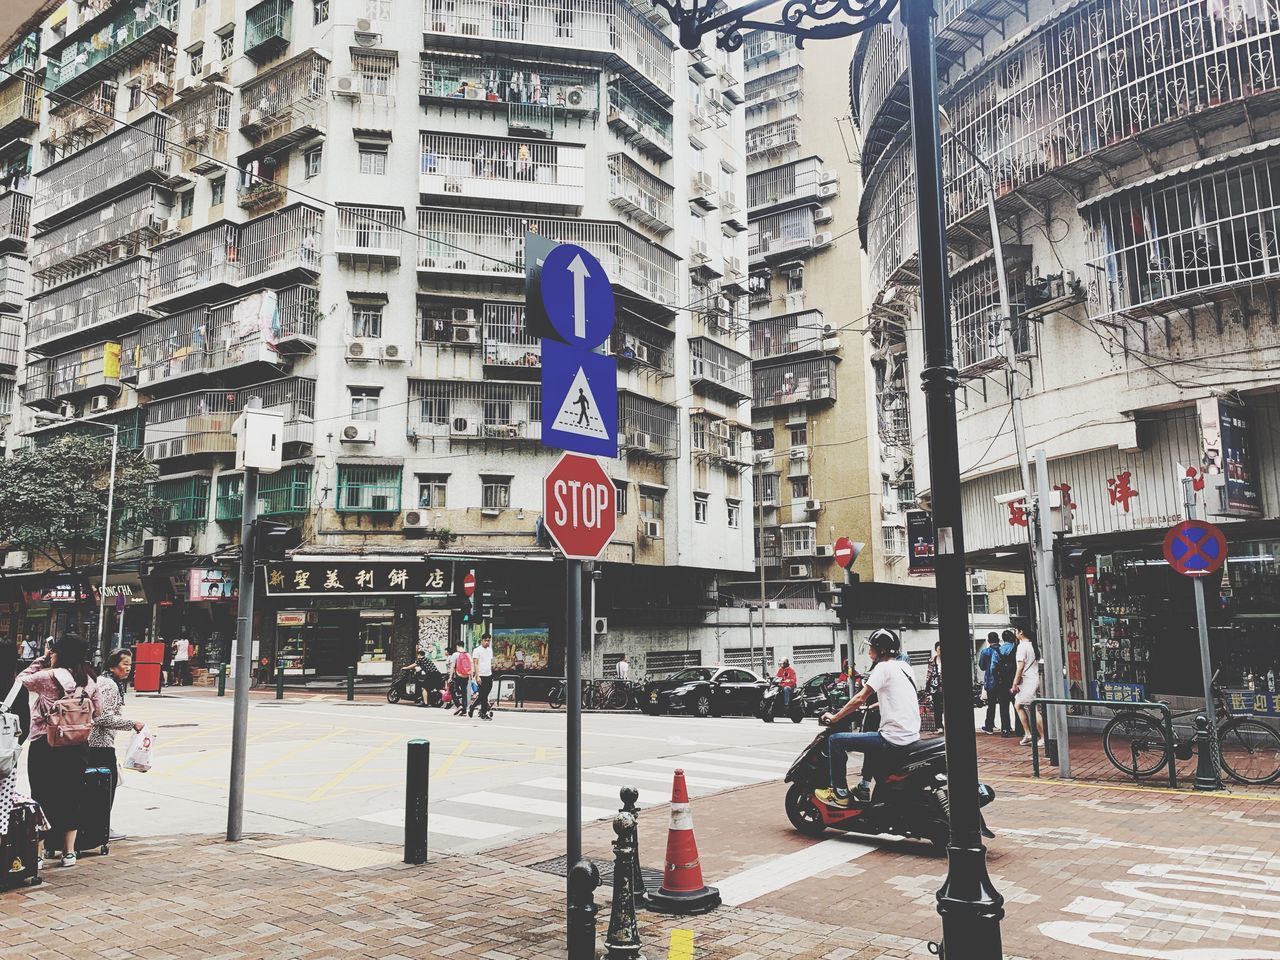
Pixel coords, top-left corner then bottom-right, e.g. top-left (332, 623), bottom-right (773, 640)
top-left (647, 0), bottom-right (1005, 953)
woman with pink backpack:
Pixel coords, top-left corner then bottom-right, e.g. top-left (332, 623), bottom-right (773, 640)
top-left (16, 632), bottom-right (101, 867)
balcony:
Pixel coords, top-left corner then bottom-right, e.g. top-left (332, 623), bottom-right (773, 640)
top-left (0, 74), bottom-right (40, 145)
top-left (142, 377), bottom-right (315, 463)
top-left (153, 475), bottom-right (212, 525)
top-left (419, 56), bottom-right (600, 129)
top-left (747, 156), bottom-right (829, 214)
top-left (26, 258), bottom-right (153, 353)
top-left (336, 465), bottom-right (402, 514)
top-left (746, 118), bottom-right (799, 160)
top-left (749, 208), bottom-right (820, 263)
top-left (950, 251), bottom-right (1031, 376)
top-left (690, 414), bottom-right (748, 466)
top-left (420, 0), bottom-right (673, 103)
top-left (610, 319), bottom-right (674, 377)
top-left (608, 153), bottom-right (672, 235)
top-left (420, 133), bottom-right (586, 211)
top-left (0, 315), bottom-right (19, 371)
top-left (742, 31), bottom-right (798, 69)
top-left (43, 82), bottom-right (119, 161)
top-left (45, 0), bottom-right (178, 98)
top-left (166, 86), bottom-right (233, 176)
top-left (606, 79), bottom-right (673, 161)
top-left (0, 254), bottom-right (25, 312)
top-left (244, 0), bottom-right (293, 63)
top-left (0, 32), bottom-right (39, 80)
top-left (23, 341), bottom-right (123, 409)
top-left (237, 178), bottom-right (287, 213)
top-left (29, 186), bottom-right (172, 286)
top-left (336, 205), bottom-right (404, 265)
top-left (750, 310), bottom-right (839, 362)
top-left (618, 391), bottom-right (677, 458)
top-left (240, 51), bottom-right (328, 153)
top-left (240, 204), bottom-right (323, 284)
top-left (744, 64), bottom-right (802, 109)
top-left (689, 337), bottom-right (751, 403)
top-left (408, 379), bottom-right (542, 443)
top-left (26, 407), bottom-right (144, 452)
top-left (0, 191), bottom-right (30, 250)
top-left (753, 357), bottom-right (837, 410)
top-left (418, 208), bottom-right (678, 309)
top-left (481, 303), bottom-right (540, 376)
top-left (216, 464), bottom-right (312, 519)
top-left (864, 147), bottom-right (917, 293)
top-left (33, 114), bottom-right (177, 231)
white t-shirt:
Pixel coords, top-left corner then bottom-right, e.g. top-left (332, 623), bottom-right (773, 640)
top-left (616, 659), bottom-right (630, 680)
top-left (173, 639), bottom-right (190, 662)
top-left (1015, 639), bottom-right (1039, 695)
top-left (473, 644), bottom-right (493, 677)
top-left (867, 659), bottom-right (921, 746)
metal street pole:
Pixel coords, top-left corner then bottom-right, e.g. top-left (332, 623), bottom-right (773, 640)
top-left (1182, 476), bottom-right (1222, 787)
top-left (756, 461), bottom-right (767, 670)
top-left (566, 557), bottom-right (584, 880)
top-left (588, 564), bottom-right (597, 685)
top-left (901, 0), bottom-right (1004, 951)
top-left (95, 423), bottom-right (120, 664)
top-left (1034, 449), bottom-right (1070, 777)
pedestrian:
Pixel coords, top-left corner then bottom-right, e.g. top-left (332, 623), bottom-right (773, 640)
top-left (0, 636), bottom-right (30, 745)
top-left (775, 658), bottom-right (796, 708)
top-left (19, 634), bottom-right (39, 669)
top-left (447, 641), bottom-right (472, 716)
top-left (925, 642), bottom-right (944, 733)
top-left (171, 636), bottom-right (192, 686)
top-left (1011, 626), bottom-right (1044, 747)
top-left (978, 632), bottom-right (1001, 734)
top-left (89, 649), bottom-right (144, 842)
top-left (615, 653), bottom-right (630, 681)
top-left (997, 629), bottom-right (1022, 737)
top-left (469, 634), bottom-right (494, 720)
top-left (16, 632), bottom-right (101, 867)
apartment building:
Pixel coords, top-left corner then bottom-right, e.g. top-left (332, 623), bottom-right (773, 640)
top-left (854, 0), bottom-right (1280, 699)
top-left (1, 0), bottom-right (753, 678)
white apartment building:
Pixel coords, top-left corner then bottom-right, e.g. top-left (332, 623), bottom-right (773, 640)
top-left (0, 0), bottom-right (754, 678)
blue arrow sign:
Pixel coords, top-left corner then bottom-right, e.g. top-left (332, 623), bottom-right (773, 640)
top-left (539, 244), bottom-right (615, 349)
top-left (541, 339), bottom-right (617, 458)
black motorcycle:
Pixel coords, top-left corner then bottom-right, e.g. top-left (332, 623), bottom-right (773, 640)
top-left (387, 663), bottom-right (444, 706)
top-left (757, 679), bottom-right (805, 723)
top-left (782, 720), bottom-right (996, 851)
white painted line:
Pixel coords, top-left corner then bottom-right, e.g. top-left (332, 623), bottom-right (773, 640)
top-left (524, 777), bottom-right (659, 806)
top-left (450, 791), bottom-right (618, 822)
top-left (716, 838), bottom-right (879, 906)
top-left (685, 751), bottom-right (789, 774)
top-left (631, 757), bottom-right (778, 781)
top-left (585, 765), bottom-right (740, 791)
top-left (359, 809), bottom-right (518, 840)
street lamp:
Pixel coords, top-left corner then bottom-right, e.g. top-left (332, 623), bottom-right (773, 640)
top-left (646, 1), bottom-right (1004, 953)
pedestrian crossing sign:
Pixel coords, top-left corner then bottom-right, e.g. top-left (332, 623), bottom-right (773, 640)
top-left (541, 339), bottom-right (618, 458)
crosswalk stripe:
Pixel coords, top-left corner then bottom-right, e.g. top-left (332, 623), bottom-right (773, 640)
top-left (630, 757), bottom-right (778, 781)
top-left (684, 753), bottom-right (789, 776)
top-left (450, 790), bottom-right (618, 821)
top-left (716, 838), bottom-right (879, 906)
top-left (588, 764), bottom-right (739, 790)
top-left (523, 777), bottom-right (660, 806)
top-left (357, 809), bottom-right (518, 840)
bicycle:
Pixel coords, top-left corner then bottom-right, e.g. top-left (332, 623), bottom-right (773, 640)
top-left (1101, 672), bottom-right (1280, 785)
top-left (548, 678), bottom-right (629, 710)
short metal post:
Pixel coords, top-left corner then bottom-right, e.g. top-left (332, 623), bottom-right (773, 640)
top-left (619, 786), bottom-right (647, 907)
top-left (346, 666), bottom-right (355, 701)
top-left (1163, 707), bottom-right (1179, 790)
top-left (217, 662), bottom-right (227, 697)
top-left (605, 812), bottom-right (642, 960)
top-left (566, 860), bottom-right (601, 960)
top-left (1029, 704), bottom-right (1040, 778)
top-left (1193, 716), bottom-right (1223, 792)
top-left (404, 739), bottom-right (430, 864)
top-left (275, 666), bottom-right (284, 700)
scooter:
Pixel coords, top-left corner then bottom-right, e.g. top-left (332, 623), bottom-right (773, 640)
top-left (757, 679), bottom-right (805, 723)
top-left (782, 719), bottom-right (996, 851)
top-left (387, 663), bottom-right (444, 706)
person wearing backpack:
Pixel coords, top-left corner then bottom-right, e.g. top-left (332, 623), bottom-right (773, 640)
top-left (995, 629), bottom-right (1022, 737)
top-left (447, 641), bottom-right (473, 717)
top-left (978, 633), bottom-right (1002, 734)
top-left (15, 632), bottom-right (101, 867)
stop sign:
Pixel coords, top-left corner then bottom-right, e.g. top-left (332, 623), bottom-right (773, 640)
top-left (543, 452), bottom-right (616, 560)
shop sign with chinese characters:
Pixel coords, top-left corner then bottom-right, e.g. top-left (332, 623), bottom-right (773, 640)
top-left (262, 561), bottom-right (452, 597)
top-left (1091, 681), bottom-right (1147, 703)
top-left (1224, 689), bottom-right (1280, 717)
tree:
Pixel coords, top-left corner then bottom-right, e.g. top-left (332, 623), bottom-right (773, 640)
top-left (0, 435), bottom-right (166, 638)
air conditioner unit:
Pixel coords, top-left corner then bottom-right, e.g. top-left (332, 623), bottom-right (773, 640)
top-left (814, 232), bottom-right (833, 248)
top-left (450, 416), bottom-right (480, 437)
top-left (201, 62), bottom-right (220, 82)
top-left (58, 402), bottom-right (75, 419)
top-left (566, 86), bottom-right (586, 108)
top-left (111, 243), bottom-right (131, 261)
top-left (789, 448), bottom-right (808, 461)
top-left (448, 307), bottom-right (474, 324)
top-left (643, 519), bottom-right (662, 539)
top-left (354, 19), bottom-right (380, 44)
top-left (188, 120), bottom-right (209, 143)
top-left (725, 256), bottom-right (742, 277)
top-left (345, 339), bottom-right (377, 361)
top-left (814, 206), bottom-right (833, 223)
top-left (784, 293), bottom-right (805, 312)
top-left (819, 169), bottom-right (838, 185)
top-left (90, 395), bottom-right (110, 413)
top-left (818, 580), bottom-right (835, 593)
top-left (176, 75), bottom-right (201, 96)
top-left (691, 240), bottom-right (709, 263)
top-left (168, 536), bottom-right (194, 554)
top-left (403, 509), bottom-right (432, 529)
top-left (629, 431), bottom-right (652, 450)
top-left (786, 410), bottom-right (806, 426)
top-left (815, 544), bottom-right (834, 558)
top-left (634, 342), bottom-right (651, 363)
top-left (788, 563), bottom-right (808, 578)
top-left (143, 538), bottom-right (167, 558)
top-left (818, 183), bottom-right (839, 199)
top-left (330, 75), bottom-right (360, 98)
top-left (158, 218), bottom-right (181, 238)
top-left (340, 422), bottom-right (376, 443)
top-left (758, 37), bottom-right (777, 53)
top-left (692, 172), bottom-right (714, 194)
top-left (805, 498), bottom-right (822, 513)
top-left (380, 343), bottom-right (405, 362)
top-left (2, 550), bottom-right (28, 570)
top-left (709, 419), bottom-right (730, 438)
top-left (464, 86), bottom-right (484, 100)
top-left (451, 324), bottom-right (478, 344)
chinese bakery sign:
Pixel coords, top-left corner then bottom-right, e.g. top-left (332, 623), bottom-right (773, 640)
top-left (262, 561), bottom-right (452, 596)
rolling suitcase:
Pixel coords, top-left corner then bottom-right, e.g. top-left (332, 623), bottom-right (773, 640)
top-left (76, 766), bottom-right (112, 856)
top-left (1, 800), bottom-right (43, 889)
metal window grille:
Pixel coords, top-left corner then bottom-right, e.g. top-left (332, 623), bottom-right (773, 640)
top-left (0, 255), bottom-right (26, 309)
top-left (313, 0), bottom-right (330, 24)
top-left (216, 464), bottom-right (312, 519)
top-left (607, 76), bottom-right (673, 156)
top-left (239, 52), bottom-right (328, 131)
top-left (782, 525), bottom-right (815, 556)
top-left (865, 146), bottom-right (917, 293)
top-left (752, 357), bottom-right (837, 409)
top-left (153, 474), bottom-right (211, 524)
top-left (950, 256), bottom-right (1030, 370)
top-left (335, 204), bottom-right (403, 257)
top-left (0, 73), bottom-right (40, 130)
top-left (609, 315), bottom-right (675, 375)
top-left (166, 86), bottom-right (233, 173)
top-left (0, 315), bottom-right (19, 369)
top-left (618, 391), bottom-right (678, 457)
top-left (120, 306), bottom-right (207, 386)
top-left (143, 378), bottom-right (315, 461)
top-left (607, 152), bottom-right (673, 233)
top-left (742, 29), bottom-right (797, 63)
top-left (792, 644), bottom-right (835, 666)
top-left (754, 472), bottom-right (778, 505)
top-left (420, 132), bottom-right (585, 207)
top-left (408, 378), bottom-right (542, 441)
top-left (418, 55), bottom-right (599, 112)
top-left (30, 187), bottom-right (171, 285)
top-left (26, 258), bottom-right (149, 347)
top-left (878, 387), bottom-right (911, 448)
top-left (745, 117), bottom-right (800, 159)
top-left (0, 191), bottom-right (30, 246)
top-left (239, 204), bottom-right (324, 280)
top-left (882, 525), bottom-right (907, 557)
top-left (724, 648), bottom-right (774, 671)
top-left (748, 207), bottom-right (817, 260)
top-left (352, 52), bottom-right (395, 95)
top-left (44, 80), bottom-right (119, 159)
top-left (746, 156), bottom-right (823, 211)
top-left (22, 341), bottom-right (122, 404)
top-left (644, 650), bottom-right (700, 675)
top-left (46, 0), bottom-right (179, 93)
top-left (744, 64), bottom-right (802, 107)
top-left (245, 0), bottom-right (292, 55)
top-left (148, 222), bottom-right (240, 303)
top-left (481, 303), bottom-right (540, 368)
top-left (0, 377), bottom-right (13, 418)
top-left (364, 0), bottom-right (393, 20)
top-left (688, 337), bottom-right (751, 396)
top-left (0, 32), bottom-right (38, 76)
top-left (337, 465), bottom-right (402, 513)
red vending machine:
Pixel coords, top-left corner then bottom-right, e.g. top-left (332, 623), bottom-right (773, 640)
top-left (133, 642), bottom-right (166, 694)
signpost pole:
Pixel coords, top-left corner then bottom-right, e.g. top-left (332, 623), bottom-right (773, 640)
top-left (566, 557), bottom-right (584, 875)
top-left (1033, 450), bottom-right (1070, 777)
top-left (1182, 477), bottom-right (1223, 791)
top-left (227, 463), bottom-right (259, 842)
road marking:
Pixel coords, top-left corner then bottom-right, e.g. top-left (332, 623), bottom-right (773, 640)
top-left (631, 757), bottom-right (778, 781)
top-left (714, 837), bottom-right (879, 906)
top-left (683, 752), bottom-right (788, 775)
top-left (432, 740), bottom-right (470, 781)
top-left (358, 809), bottom-right (519, 840)
top-left (524, 777), bottom-right (654, 806)
top-left (587, 765), bottom-right (739, 791)
top-left (450, 790), bottom-right (617, 821)
top-left (307, 734), bottom-right (403, 802)
top-left (668, 930), bottom-right (695, 959)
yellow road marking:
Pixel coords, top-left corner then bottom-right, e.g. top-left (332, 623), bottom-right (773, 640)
top-left (991, 774), bottom-right (1280, 802)
top-left (431, 739), bottom-right (470, 781)
top-left (152, 721), bottom-right (303, 776)
top-left (668, 930), bottom-right (695, 959)
top-left (306, 735), bottom-right (403, 802)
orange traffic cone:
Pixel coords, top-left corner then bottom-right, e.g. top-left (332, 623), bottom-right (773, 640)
top-left (646, 769), bottom-right (721, 915)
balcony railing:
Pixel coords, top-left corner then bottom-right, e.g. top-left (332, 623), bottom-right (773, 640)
top-left (747, 156), bottom-right (825, 212)
top-left (33, 114), bottom-right (175, 230)
top-left (244, 0), bottom-right (293, 62)
top-left (166, 86), bottom-right (233, 175)
top-left (749, 207), bottom-right (818, 261)
top-left (744, 64), bottom-right (802, 106)
top-left (240, 51), bottom-right (328, 151)
top-left (419, 55), bottom-right (600, 120)
top-left (689, 337), bottom-right (751, 401)
top-left (610, 319), bottom-right (674, 376)
top-left (143, 377), bottom-right (315, 462)
top-left (23, 341), bottom-right (123, 407)
top-left (29, 187), bottom-right (172, 285)
top-left (0, 75), bottom-right (40, 142)
top-left (0, 315), bottom-right (20, 370)
top-left (0, 32), bottom-right (39, 79)
top-left (337, 465), bottom-right (402, 513)
top-left (27, 258), bottom-right (152, 351)
top-left (420, 133), bottom-right (586, 209)
top-left (690, 414), bottom-right (747, 464)
top-left (0, 191), bottom-right (30, 249)
top-left (481, 303), bottom-right (540, 370)
top-left (408, 379), bottom-right (542, 442)
top-left (749, 310), bottom-right (834, 361)
top-left (0, 255), bottom-right (25, 312)
top-left (153, 475), bottom-right (212, 525)
top-left (618, 391), bottom-right (677, 457)
top-left (216, 464), bottom-right (312, 519)
top-left (951, 255), bottom-right (1030, 373)
top-left (336, 205), bottom-right (404, 264)
top-left (607, 79), bottom-right (673, 161)
top-left (746, 118), bottom-right (799, 159)
top-left (46, 0), bottom-right (178, 97)
top-left (753, 357), bottom-right (837, 410)
top-left (148, 223), bottom-right (241, 306)
top-left (44, 81), bottom-right (119, 160)
top-left (418, 208), bottom-right (678, 307)
top-left (742, 31), bottom-right (798, 67)
top-left (865, 146), bottom-right (917, 293)
top-left (608, 153), bottom-right (673, 234)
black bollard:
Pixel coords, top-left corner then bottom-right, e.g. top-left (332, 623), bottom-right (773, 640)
top-left (346, 666), bottom-right (355, 701)
top-left (275, 666), bottom-right (285, 700)
top-left (604, 812), bottom-right (643, 960)
top-left (566, 859), bottom-right (600, 960)
top-left (217, 662), bottom-right (227, 697)
top-left (404, 739), bottom-right (430, 863)
top-left (619, 786), bottom-right (647, 908)
top-left (1193, 715), bottom-right (1223, 791)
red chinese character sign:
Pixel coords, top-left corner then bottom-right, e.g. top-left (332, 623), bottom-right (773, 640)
top-left (543, 452), bottom-right (616, 561)
top-left (1162, 520), bottom-right (1228, 578)
top-left (1107, 470), bottom-right (1139, 512)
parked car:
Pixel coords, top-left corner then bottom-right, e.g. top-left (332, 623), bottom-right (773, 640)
top-left (795, 670), bottom-right (859, 718)
top-left (642, 666), bottom-right (769, 718)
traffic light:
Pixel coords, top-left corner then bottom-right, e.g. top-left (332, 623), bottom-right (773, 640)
top-left (253, 519), bottom-right (302, 561)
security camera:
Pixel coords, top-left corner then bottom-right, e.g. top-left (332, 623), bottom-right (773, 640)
top-left (993, 489), bottom-right (1028, 505)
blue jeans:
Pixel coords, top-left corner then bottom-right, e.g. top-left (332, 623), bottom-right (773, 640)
top-left (828, 731), bottom-right (887, 791)
top-left (781, 687), bottom-right (793, 708)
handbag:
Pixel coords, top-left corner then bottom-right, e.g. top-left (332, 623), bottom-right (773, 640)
top-left (1, 679), bottom-right (23, 778)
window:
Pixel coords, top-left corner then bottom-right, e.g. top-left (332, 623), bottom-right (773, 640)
top-left (790, 476), bottom-right (809, 499)
top-left (210, 176), bottom-right (225, 206)
top-left (969, 590), bottom-right (990, 615)
top-left (640, 488), bottom-right (664, 521)
top-left (614, 480), bottom-right (628, 515)
top-left (364, 0), bottom-right (392, 18)
top-left (359, 144), bottom-right (388, 176)
top-left (482, 477), bottom-right (511, 511)
top-left (790, 423), bottom-right (807, 447)
top-left (178, 190), bottom-right (194, 219)
top-left (754, 429), bottom-right (774, 450)
top-left (305, 146), bottom-right (323, 179)
top-left (690, 417), bottom-right (706, 452)
top-left (694, 493), bottom-right (708, 524)
top-left (337, 466), bottom-right (401, 512)
top-left (219, 29), bottom-right (234, 61)
top-left (313, 0), bottom-right (329, 24)
top-left (417, 474), bottom-right (447, 508)
top-left (727, 499), bottom-right (740, 528)
top-left (1007, 595), bottom-right (1029, 620)
top-left (782, 525), bottom-right (814, 555)
top-left (127, 83), bottom-right (144, 111)
top-left (349, 387), bottom-right (381, 421)
top-left (188, 45), bottom-right (203, 76)
top-left (351, 303), bottom-right (383, 338)
top-left (355, 53), bottom-right (394, 95)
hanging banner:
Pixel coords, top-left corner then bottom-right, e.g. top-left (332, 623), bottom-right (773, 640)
top-left (906, 510), bottom-right (935, 576)
top-left (1198, 397), bottom-right (1263, 517)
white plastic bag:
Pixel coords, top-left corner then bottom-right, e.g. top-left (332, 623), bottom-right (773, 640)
top-left (123, 725), bottom-right (157, 772)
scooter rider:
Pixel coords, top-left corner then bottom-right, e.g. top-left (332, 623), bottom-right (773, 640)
top-left (776, 658), bottom-right (797, 708)
top-left (815, 628), bottom-right (920, 807)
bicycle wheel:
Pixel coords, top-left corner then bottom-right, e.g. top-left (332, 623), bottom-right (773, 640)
top-left (601, 683), bottom-right (626, 710)
top-left (549, 683), bottom-right (565, 709)
top-left (1102, 713), bottom-right (1170, 778)
top-left (1218, 718), bottom-right (1280, 785)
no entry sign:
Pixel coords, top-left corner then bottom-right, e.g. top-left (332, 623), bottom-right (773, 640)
top-left (833, 537), bottom-right (861, 570)
top-left (543, 452), bottom-right (616, 560)
top-left (1162, 520), bottom-right (1228, 578)
top-left (462, 571), bottom-right (476, 597)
